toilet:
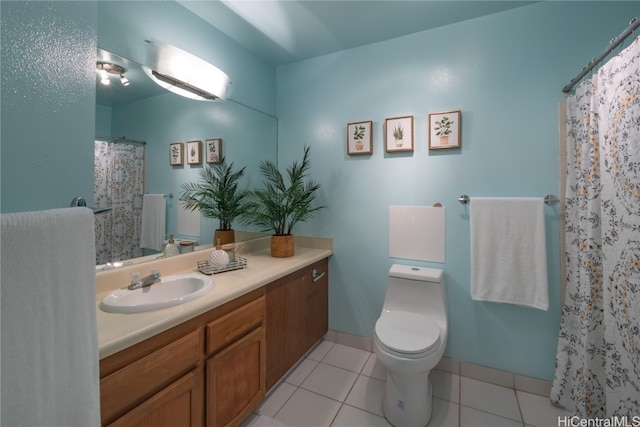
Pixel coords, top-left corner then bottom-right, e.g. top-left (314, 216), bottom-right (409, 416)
top-left (373, 264), bottom-right (448, 427)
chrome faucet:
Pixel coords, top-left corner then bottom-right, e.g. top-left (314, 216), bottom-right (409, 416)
top-left (128, 268), bottom-right (161, 290)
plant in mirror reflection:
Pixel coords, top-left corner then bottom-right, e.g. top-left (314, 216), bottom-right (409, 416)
top-left (179, 156), bottom-right (249, 231)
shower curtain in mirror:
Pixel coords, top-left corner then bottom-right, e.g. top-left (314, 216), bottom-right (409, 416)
top-left (551, 36), bottom-right (640, 417)
top-left (94, 140), bottom-right (144, 265)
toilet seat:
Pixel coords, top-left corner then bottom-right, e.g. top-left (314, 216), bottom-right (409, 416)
top-left (375, 311), bottom-right (440, 357)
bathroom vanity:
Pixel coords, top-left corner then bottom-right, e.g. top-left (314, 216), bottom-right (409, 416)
top-left (96, 240), bottom-right (330, 427)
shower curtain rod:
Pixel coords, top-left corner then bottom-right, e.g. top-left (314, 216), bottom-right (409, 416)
top-left (562, 17), bottom-right (639, 93)
top-left (95, 135), bottom-right (146, 145)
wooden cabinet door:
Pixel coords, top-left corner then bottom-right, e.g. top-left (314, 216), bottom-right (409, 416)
top-left (108, 369), bottom-right (203, 427)
top-left (266, 258), bottom-right (329, 390)
top-left (265, 267), bottom-right (305, 389)
top-left (101, 329), bottom-right (203, 425)
top-left (305, 258), bottom-right (329, 351)
top-left (207, 326), bottom-right (266, 427)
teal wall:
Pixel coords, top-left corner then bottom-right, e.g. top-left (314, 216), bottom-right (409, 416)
top-left (95, 104), bottom-right (112, 135)
top-left (276, 1), bottom-right (640, 380)
top-left (97, 1), bottom-right (276, 116)
top-left (1, 1), bottom-right (97, 213)
top-left (108, 94), bottom-right (277, 245)
top-left (96, 1), bottom-right (278, 246)
top-left (1, 0), bottom-right (276, 215)
top-left (3, 0), bottom-right (639, 382)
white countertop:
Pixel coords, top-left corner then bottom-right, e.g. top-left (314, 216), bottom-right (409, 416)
top-left (96, 240), bottom-right (332, 359)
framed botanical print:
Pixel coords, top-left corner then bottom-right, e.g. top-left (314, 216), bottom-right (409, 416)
top-left (429, 110), bottom-right (461, 149)
top-left (186, 140), bottom-right (202, 165)
top-left (347, 120), bottom-right (373, 155)
top-left (169, 142), bottom-right (184, 165)
top-left (205, 138), bottom-right (222, 163)
top-left (385, 116), bottom-right (414, 152)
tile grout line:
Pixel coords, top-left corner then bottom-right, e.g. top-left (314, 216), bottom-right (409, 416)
top-left (514, 389), bottom-right (526, 426)
top-left (263, 342), bottom-right (546, 426)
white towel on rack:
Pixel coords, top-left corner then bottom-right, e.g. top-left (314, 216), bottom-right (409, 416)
top-left (140, 194), bottom-right (166, 251)
top-left (470, 197), bottom-right (549, 311)
top-left (1, 207), bottom-right (100, 426)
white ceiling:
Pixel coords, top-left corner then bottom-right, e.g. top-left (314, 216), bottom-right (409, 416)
top-left (178, 1), bottom-right (536, 66)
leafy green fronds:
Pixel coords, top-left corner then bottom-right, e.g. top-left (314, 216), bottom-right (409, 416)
top-left (179, 156), bottom-right (248, 230)
top-left (241, 146), bottom-right (324, 236)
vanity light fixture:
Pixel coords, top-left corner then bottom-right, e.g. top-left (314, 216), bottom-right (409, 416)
top-left (143, 40), bottom-right (231, 101)
top-left (96, 62), bottom-right (129, 87)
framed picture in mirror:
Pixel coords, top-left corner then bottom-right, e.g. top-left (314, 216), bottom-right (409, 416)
top-left (170, 142), bottom-right (184, 165)
top-left (187, 140), bottom-right (202, 165)
top-left (206, 138), bottom-right (222, 163)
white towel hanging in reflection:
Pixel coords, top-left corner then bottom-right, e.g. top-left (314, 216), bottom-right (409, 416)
top-left (140, 194), bottom-right (166, 251)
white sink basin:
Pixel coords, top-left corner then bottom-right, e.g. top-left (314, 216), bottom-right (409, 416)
top-left (100, 273), bottom-right (214, 314)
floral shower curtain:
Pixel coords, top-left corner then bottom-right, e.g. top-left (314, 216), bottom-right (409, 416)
top-left (551, 36), bottom-right (640, 417)
top-left (94, 140), bottom-right (145, 265)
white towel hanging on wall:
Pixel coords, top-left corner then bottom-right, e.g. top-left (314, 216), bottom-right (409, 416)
top-left (1, 207), bottom-right (100, 426)
top-left (470, 197), bottom-right (549, 311)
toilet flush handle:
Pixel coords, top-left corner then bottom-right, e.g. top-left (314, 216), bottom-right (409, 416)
top-left (311, 269), bottom-right (326, 282)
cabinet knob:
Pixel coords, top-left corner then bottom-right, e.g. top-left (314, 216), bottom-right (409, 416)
top-left (311, 269), bottom-right (326, 282)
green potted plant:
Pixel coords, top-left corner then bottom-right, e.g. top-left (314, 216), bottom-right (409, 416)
top-left (353, 125), bottom-right (365, 150)
top-left (180, 156), bottom-right (249, 246)
top-left (434, 116), bottom-right (453, 145)
top-left (392, 124), bottom-right (404, 147)
top-left (242, 146), bottom-right (324, 257)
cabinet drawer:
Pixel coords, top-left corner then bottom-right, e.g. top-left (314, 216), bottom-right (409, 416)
top-left (101, 329), bottom-right (202, 424)
top-left (207, 295), bottom-right (265, 355)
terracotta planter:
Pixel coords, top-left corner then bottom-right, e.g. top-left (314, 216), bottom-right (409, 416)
top-left (213, 229), bottom-right (235, 247)
top-left (439, 136), bottom-right (449, 145)
top-left (271, 235), bottom-right (295, 258)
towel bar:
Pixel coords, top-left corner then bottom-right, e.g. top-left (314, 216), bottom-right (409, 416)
top-left (458, 194), bottom-right (559, 205)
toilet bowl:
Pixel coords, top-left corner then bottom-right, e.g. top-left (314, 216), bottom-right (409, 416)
top-left (373, 264), bottom-right (447, 427)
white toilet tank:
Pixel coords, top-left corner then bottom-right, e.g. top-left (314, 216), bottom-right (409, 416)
top-left (382, 264), bottom-right (446, 318)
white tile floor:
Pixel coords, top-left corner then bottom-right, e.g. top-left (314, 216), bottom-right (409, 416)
top-left (243, 340), bottom-right (571, 427)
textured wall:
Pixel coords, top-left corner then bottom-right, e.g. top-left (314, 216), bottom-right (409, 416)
top-left (276, 1), bottom-right (640, 380)
top-left (1, 1), bottom-right (97, 213)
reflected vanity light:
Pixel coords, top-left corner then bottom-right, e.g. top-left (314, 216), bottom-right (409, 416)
top-left (143, 40), bottom-right (231, 101)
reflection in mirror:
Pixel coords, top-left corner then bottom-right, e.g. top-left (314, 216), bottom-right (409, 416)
top-left (95, 48), bottom-right (276, 269)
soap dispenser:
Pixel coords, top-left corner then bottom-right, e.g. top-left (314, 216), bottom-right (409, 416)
top-left (164, 234), bottom-right (179, 258)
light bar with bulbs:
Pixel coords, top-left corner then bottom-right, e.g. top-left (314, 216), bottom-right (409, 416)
top-left (143, 40), bottom-right (231, 101)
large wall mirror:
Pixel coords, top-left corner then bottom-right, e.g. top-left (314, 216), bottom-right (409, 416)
top-left (95, 48), bottom-right (277, 269)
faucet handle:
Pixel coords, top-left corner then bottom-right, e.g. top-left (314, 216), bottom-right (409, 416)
top-left (150, 267), bottom-right (160, 278)
top-left (130, 271), bottom-right (141, 285)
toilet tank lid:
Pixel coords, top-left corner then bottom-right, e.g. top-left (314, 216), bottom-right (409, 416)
top-left (389, 264), bottom-right (443, 283)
